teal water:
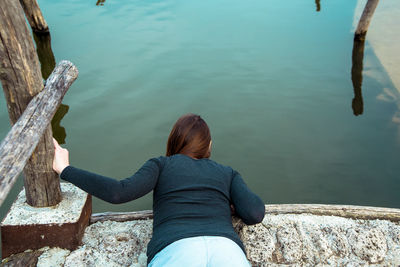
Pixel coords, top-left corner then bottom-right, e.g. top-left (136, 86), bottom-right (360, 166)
top-left (1, 0), bottom-right (399, 219)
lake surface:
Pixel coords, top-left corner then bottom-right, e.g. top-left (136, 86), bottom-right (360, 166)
top-left (1, 0), bottom-right (399, 219)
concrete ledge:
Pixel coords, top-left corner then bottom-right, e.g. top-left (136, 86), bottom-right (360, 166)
top-left (3, 204), bottom-right (400, 266)
top-left (1, 183), bottom-right (91, 258)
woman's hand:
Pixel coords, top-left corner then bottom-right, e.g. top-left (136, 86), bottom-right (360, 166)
top-left (53, 138), bottom-right (69, 175)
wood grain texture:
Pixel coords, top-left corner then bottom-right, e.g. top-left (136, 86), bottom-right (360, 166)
top-left (19, 0), bottom-right (49, 33)
top-left (0, 0), bottom-right (64, 207)
top-left (90, 204), bottom-right (400, 224)
top-left (0, 0), bottom-right (43, 120)
top-left (265, 204), bottom-right (400, 222)
top-left (90, 210), bottom-right (153, 224)
top-left (355, 0), bottom-right (380, 40)
top-left (0, 61), bottom-right (78, 207)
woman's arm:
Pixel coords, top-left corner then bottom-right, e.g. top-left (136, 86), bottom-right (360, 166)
top-left (60, 160), bottom-right (160, 204)
top-left (230, 170), bottom-right (265, 225)
top-left (53, 139), bottom-right (161, 204)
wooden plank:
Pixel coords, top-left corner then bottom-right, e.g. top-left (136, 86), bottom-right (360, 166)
top-left (90, 210), bottom-right (153, 224)
top-left (0, 61), bottom-right (78, 207)
top-left (90, 204), bottom-right (400, 224)
top-left (265, 204), bottom-right (400, 222)
top-left (355, 0), bottom-right (380, 40)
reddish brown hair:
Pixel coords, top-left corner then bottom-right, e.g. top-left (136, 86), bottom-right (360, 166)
top-left (166, 114), bottom-right (211, 159)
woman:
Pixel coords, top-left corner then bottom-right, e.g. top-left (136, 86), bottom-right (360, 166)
top-left (53, 114), bottom-right (265, 267)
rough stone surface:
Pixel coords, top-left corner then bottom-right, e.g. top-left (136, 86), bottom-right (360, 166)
top-left (36, 247), bottom-right (70, 267)
top-left (5, 213), bottom-right (400, 266)
top-left (64, 220), bottom-right (151, 267)
top-left (239, 214), bottom-right (400, 266)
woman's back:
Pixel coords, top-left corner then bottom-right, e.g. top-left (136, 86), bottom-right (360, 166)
top-left (154, 154), bottom-right (232, 225)
top-left (149, 154), bottom-right (242, 263)
top-left (147, 154), bottom-right (264, 260)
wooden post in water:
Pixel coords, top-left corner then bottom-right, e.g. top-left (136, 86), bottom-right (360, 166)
top-left (19, 0), bottom-right (49, 33)
top-left (0, 0), bottom-right (61, 207)
top-left (354, 0), bottom-right (380, 41)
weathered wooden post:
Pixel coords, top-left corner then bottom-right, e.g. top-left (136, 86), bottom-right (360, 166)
top-left (0, 0), bottom-right (61, 206)
top-left (354, 0), bottom-right (380, 41)
top-left (0, 61), bottom-right (78, 207)
top-left (0, 1), bottom-right (91, 259)
top-left (351, 0), bottom-right (380, 114)
top-left (19, 0), bottom-right (49, 33)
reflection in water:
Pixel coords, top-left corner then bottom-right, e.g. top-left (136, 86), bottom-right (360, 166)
top-left (33, 32), bottom-right (56, 80)
top-left (33, 31), bottom-right (70, 144)
top-left (315, 0), bottom-right (321, 12)
top-left (51, 104), bottom-right (69, 144)
top-left (96, 0), bottom-right (106, 6)
top-left (351, 39), bottom-right (365, 116)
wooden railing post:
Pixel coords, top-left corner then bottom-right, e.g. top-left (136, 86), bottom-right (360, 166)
top-left (19, 0), bottom-right (49, 33)
top-left (355, 0), bottom-right (380, 41)
top-left (0, 0), bottom-right (60, 207)
top-left (0, 61), bottom-right (78, 207)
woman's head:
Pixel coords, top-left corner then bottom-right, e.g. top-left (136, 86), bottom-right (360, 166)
top-left (166, 114), bottom-right (211, 159)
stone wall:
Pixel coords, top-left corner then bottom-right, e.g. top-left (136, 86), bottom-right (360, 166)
top-left (2, 209), bottom-right (400, 267)
top-left (234, 214), bottom-right (400, 266)
top-left (29, 212), bottom-right (400, 266)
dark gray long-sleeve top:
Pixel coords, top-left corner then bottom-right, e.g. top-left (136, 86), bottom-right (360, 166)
top-left (60, 154), bottom-right (265, 264)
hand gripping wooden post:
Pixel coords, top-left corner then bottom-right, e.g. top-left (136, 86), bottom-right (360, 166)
top-left (0, 61), bottom-right (78, 207)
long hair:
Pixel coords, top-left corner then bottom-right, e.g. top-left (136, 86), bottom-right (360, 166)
top-left (166, 114), bottom-right (211, 159)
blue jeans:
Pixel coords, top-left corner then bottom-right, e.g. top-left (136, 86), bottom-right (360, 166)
top-left (148, 236), bottom-right (251, 267)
